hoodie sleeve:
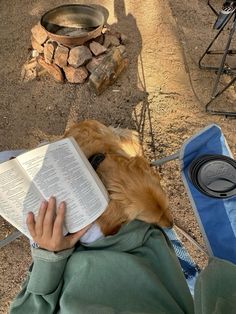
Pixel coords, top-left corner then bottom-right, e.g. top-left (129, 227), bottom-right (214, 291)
top-left (9, 247), bottom-right (73, 314)
top-left (194, 257), bottom-right (236, 314)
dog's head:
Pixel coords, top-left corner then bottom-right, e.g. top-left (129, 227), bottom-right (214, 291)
top-left (122, 157), bottom-right (173, 228)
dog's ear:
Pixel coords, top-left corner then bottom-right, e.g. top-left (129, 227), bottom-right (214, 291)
top-left (157, 209), bottom-right (174, 228)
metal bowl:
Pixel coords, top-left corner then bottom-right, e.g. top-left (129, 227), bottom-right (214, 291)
top-left (40, 4), bottom-right (105, 46)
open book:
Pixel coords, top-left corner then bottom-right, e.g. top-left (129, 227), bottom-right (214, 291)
top-left (0, 138), bottom-right (109, 239)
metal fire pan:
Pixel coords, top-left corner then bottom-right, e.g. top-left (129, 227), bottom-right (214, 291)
top-left (40, 4), bottom-right (105, 46)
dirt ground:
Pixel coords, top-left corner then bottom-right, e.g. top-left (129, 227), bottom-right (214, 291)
top-left (0, 0), bottom-right (236, 312)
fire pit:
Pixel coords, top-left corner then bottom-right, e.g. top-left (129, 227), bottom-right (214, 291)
top-left (40, 4), bottom-right (105, 47)
top-left (23, 4), bottom-right (129, 94)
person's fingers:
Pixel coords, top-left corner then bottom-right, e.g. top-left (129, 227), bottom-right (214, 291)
top-left (43, 196), bottom-right (56, 237)
top-left (35, 200), bottom-right (47, 236)
top-left (26, 212), bottom-right (36, 238)
top-left (52, 201), bottom-right (66, 239)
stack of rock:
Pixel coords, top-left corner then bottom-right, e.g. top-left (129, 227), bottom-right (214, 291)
top-left (25, 23), bottom-right (129, 94)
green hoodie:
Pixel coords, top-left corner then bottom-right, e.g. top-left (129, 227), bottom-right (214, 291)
top-left (9, 220), bottom-right (236, 314)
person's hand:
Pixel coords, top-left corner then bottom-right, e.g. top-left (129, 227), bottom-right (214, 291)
top-left (26, 196), bottom-right (89, 252)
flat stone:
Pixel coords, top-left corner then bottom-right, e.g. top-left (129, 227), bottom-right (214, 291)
top-left (86, 56), bottom-right (105, 73)
top-left (68, 46), bottom-right (92, 68)
top-left (37, 56), bottom-right (64, 82)
top-left (54, 45), bottom-right (69, 68)
top-left (31, 36), bottom-right (44, 54)
top-left (44, 41), bottom-right (58, 64)
top-left (103, 34), bottom-right (120, 48)
top-left (89, 41), bottom-right (107, 56)
top-left (64, 65), bottom-right (88, 83)
top-left (31, 24), bottom-right (48, 45)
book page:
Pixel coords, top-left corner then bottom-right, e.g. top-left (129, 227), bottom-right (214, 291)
top-left (69, 137), bottom-right (109, 202)
top-left (0, 159), bottom-right (43, 238)
top-left (17, 138), bottom-right (109, 233)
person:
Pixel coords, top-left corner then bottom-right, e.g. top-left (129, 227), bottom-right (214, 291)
top-left (10, 197), bottom-right (236, 314)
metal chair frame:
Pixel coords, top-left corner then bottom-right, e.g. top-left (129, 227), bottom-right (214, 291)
top-left (199, 0), bottom-right (236, 117)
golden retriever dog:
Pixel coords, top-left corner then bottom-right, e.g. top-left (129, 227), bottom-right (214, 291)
top-left (64, 120), bottom-right (173, 236)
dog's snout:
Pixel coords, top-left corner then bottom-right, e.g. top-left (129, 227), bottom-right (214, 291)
top-left (162, 219), bottom-right (174, 228)
top-left (167, 220), bottom-right (174, 228)
top-left (159, 211), bottom-right (174, 228)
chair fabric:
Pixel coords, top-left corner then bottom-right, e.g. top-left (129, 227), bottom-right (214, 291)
top-left (164, 227), bottom-right (199, 295)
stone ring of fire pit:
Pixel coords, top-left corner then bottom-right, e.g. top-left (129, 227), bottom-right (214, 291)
top-left (40, 4), bottom-right (105, 47)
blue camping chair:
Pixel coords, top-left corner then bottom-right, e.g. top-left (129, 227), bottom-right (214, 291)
top-left (180, 124), bottom-right (236, 264)
top-left (152, 123), bottom-right (236, 293)
top-left (152, 124), bottom-right (236, 265)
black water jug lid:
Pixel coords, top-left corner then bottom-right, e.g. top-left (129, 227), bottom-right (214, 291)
top-left (189, 154), bottom-right (236, 198)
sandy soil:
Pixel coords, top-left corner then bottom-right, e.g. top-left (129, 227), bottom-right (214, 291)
top-left (0, 0), bottom-right (236, 312)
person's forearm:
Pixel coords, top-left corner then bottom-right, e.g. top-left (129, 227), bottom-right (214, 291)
top-left (9, 247), bottom-right (73, 314)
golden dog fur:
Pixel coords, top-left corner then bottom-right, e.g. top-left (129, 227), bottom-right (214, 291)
top-left (64, 120), bottom-right (173, 235)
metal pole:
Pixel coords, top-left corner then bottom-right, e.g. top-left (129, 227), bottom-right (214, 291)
top-left (150, 151), bottom-right (180, 167)
top-left (0, 230), bottom-right (22, 249)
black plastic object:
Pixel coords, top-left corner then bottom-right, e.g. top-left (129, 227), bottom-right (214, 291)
top-left (213, 0), bottom-right (236, 30)
top-left (189, 154), bottom-right (236, 198)
top-left (88, 153), bottom-right (105, 171)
